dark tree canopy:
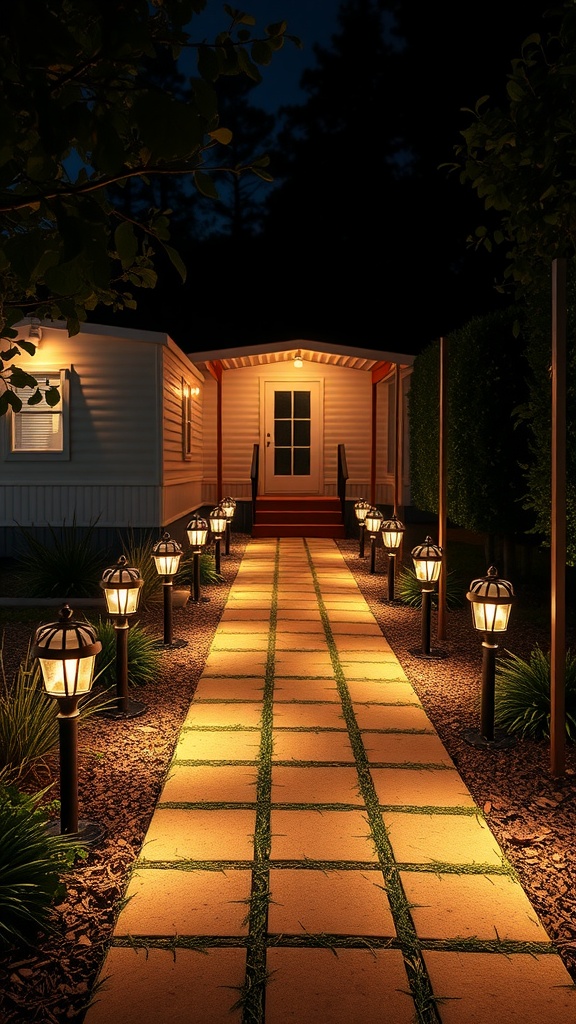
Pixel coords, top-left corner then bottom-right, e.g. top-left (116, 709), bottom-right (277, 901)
top-left (0, 0), bottom-right (298, 411)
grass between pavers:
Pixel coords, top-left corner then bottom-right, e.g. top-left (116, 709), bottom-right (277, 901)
top-left (109, 538), bottom-right (560, 1024)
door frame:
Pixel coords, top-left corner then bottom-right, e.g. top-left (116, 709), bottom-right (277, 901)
top-left (260, 377), bottom-right (324, 494)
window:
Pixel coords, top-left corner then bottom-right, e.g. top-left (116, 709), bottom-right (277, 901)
top-left (8, 369), bottom-right (69, 460)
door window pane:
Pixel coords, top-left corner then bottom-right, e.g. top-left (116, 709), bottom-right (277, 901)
top-left (275, 421), bottom-right (292, 446)
top-left (274, 391), bottom-right (292, 418)
top-left (293, 391), bottom-right (310, 418)
top-left (274, 447), bottom-right (292, 475)
top-left (293, 420), bottom-right (310, 446)
top-left (293, 448), bottom-right (310, 475)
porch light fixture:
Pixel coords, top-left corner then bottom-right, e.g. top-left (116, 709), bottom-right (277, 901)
top-left (293, 349), bottom-right (303, 368)
top-left (465, 566), bottom-right (515, 748)
top-left (100, 556), bottom-right (146, 719)
top-left (28, 319), bottom-right (42, 344)
top-left (220, 496), bottom-right (236, 555)
top-left (32, 605), bottom-right (104, 842)
top-left (381, 515), bottom-right (405, 602)
top-left (410, 536), bottom-right (446, 659)
top-left (354, 499), bottom-right (371, 558)
top-left (365, 507), bottom-right (383, 574)
top-left (152, 532), bottom-right (187, 649)
top-left (209, 504), bottom-right (228, 575)
top-left (186, 515), bottom-right (209, 603)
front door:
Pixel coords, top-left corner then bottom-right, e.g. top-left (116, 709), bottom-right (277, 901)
top-left (263, 380), bottom-right (322, 493)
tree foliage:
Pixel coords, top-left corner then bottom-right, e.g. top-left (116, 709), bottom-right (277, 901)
top-left (0, 0), bottom-right (298, 411)
top-left (448, 0), bottom-right (576, 562)
top-left (408, 310), bottom-right (531, 539)
top-left (449, 1), bottom-right (576, 299)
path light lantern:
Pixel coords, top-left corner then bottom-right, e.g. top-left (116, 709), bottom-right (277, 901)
top-left (186, 514), bottom-right (209, 603)
top-left (465, 566), bottom-right (515, 748)
top-left (381, 515), bottom-right (405, 602)
top-left (220, 496), bottom-right (236, 555)
top-left (32, 605), bottom-right (104, 842)
top-left (152, 531), bottom-right (186, 649)
top-left (354, 499), bottom-right (371, 558)
top-left (100, 555), bottom-right (146, 719)
top-left (209, 504), bottom-right (228, 576)
top-left (365, 507), bottom-right (383, 574)
top-left (410, 536), bottom-right (446, 659)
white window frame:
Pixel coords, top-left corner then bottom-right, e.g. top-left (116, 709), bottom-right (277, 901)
top-left (7, 368), bottom-right (70, 461)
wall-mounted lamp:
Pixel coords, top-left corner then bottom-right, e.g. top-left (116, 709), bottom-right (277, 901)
top-left (191, 385), bottom-right (200, 396)
top-left (293, 350), bottom-right (303, 369)
top-left (28, 320), bottom-right (42, 345)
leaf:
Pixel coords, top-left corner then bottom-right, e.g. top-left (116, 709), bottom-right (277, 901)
top-left (114, 222), bottom-right (139, 267)
top-left (0, 391), bottom-right (22, 414)
top-left (44, 387), bottom-right (61, 408)
top-left (161, 243), bottom-right (187, 283)
top-left (193, 170), bottom-right (219, 199)
top-left (208, 127), bottom-right (233, 146)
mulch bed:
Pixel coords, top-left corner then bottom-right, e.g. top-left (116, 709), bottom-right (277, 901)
top-left (1, 533), bottom-right (575, 1023)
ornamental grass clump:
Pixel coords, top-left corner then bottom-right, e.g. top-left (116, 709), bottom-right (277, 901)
top-left (495, 646), bottom-right (576, 740)
top-left (0, 641), bottom-right (112, 782)
top-left (0, 784), bottom-right (84, 951)
top-left (14, 517), bottom-right (105, 598)
top-left (396, 566), bottom-right (464, 609)
top-left (94, 618), bottom-right (161, 689)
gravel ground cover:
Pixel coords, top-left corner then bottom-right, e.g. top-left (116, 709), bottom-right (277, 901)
top-left (0, 532), bottom-right (575, 1023)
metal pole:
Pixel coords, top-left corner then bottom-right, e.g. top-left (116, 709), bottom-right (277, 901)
top-left (225, 522), bottom-right (231, 556)
top-left (163, 580), bottom-right (173, 646)
top-left (359, 523), bottom-right (365, 558)
top-left (551, 257), bottom-right (566, 776)
top-left (387, 552), bottom-right (395, 602)
top-left (215, 537), bottom-right (221, 576)
top-left (480, 641), bottom-right (497, 742)
top-left (58, 703), bottom-right (79, 834)
top-left (421, 588), bottom-right (432, 655)
top-left (193, 550), bottom-right (201, 603)
top-left (438, 336), bottom-right (448, 641)
top-left (115, 620), bottom-right (129, 713)
top-left (369, 535), bottom-right (376, 574)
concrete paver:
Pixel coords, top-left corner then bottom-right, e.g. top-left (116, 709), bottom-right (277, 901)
top-left (84, 537), bottom-right (574, 1024)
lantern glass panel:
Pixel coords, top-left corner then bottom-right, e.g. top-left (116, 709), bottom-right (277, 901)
top-left (210, 512), bottom-right (227, 535)
top-left (413, 557), bottom-right (442, 583)
top-left (40, 655), bottom-right (96, 697)
top-left (382, 527), bottom-right (403, 550)
top-left (471, 601), bottom-right (511, 633)
top-left (104, 586), bottom-right (141, 617)
top-left (153, 552), bottom-right (181, 577)
top-left (365, 513), bottom-right (382, 535)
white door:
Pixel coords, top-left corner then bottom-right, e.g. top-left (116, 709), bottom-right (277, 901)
top-left (263, 380), bottom-right (323, 493)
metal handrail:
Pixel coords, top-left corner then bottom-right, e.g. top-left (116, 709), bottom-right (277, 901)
top-left (337, 443), bottom-right (348, 520)
top-left (250, 443), bottom-right (259, 522)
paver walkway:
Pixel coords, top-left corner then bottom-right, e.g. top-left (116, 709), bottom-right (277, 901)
top-left (83, 538), bottom-right (575, 1024)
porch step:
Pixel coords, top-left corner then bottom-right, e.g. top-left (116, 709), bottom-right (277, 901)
top-left (252, 496), bottom-right (346, 539)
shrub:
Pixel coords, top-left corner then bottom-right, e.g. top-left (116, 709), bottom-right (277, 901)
top-left (396, 566), bottom-right (465, 609)
top-left (0, 641), bottom-right (114, 782)
top-left (0, 784), bottom-right (84, 950)
top-left (175, 550), bottom-right (224, 588)
top-left (94, 618), bottom-right (161, 689)
top-left (495, 646), bottom-right (576, 740)
top-left (14, 517), bottom-right (105, 598)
